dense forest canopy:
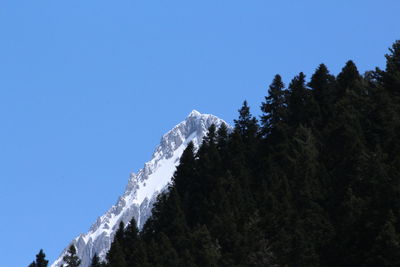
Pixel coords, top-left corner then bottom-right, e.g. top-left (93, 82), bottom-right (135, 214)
top-left (32, 40), bottom-right (400, 267)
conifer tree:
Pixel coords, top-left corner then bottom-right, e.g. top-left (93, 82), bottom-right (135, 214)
top-left (288, 72), bottom-right (308, 123)
top-left (336, 60), bottom-right (362, 98)
top-left (124, 218), bottom-right (147, 267)
top-left (196, 124), bottom-right (223, 204)
top-left (234, 100), bottom-right (259, 142)
top-left (63, 245), bottom-right (81, 267)
top-left (233, 100), bottom-right (260, 173)
top-left (173, 141), bottom-right (196, 195)
top-left (106, 240), bottom-right (126, 267)
top-left (308, 64), bottom-right (336, 124)
top-left (35, 249), bottom-right (49, 267)
top-left (261, 74), bottom-right (287, 135)
top-left (124, 217), bottom-right (139, 252)
top-left (107, 222), bottom-right (127, 267)
top-left (28, 249), bottom-right (49, 267)
top-left (216, 123), bottom-right (228, 151)
top-left (172, 141), bottom-right (199, 222)
top-left (383, 40), bottom-right (400, 101)
top-left (287, 72), bottom-right (319, 127)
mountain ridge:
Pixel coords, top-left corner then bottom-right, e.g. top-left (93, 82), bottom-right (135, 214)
top-left (52, 110), bottom-right (228, 267)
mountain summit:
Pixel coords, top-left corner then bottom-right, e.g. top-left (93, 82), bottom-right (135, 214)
top-left (52, 111), bottom-right (227, 267)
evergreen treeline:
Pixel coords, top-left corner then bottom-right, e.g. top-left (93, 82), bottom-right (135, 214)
top-left (101, 40), bottom-right (400, 267)
top-left (31, 40), bottom-right (400, 267)
top-left (28, 245), bottom-right (81, 267)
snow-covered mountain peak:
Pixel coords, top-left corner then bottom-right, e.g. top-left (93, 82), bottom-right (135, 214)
top-left (52, 111), bottom-right (228, 267)
top-left (187, 109), bottom-right (202, 117)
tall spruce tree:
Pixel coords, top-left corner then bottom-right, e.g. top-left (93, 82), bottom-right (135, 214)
top-left (308, 64), bottom-right (336, 125)
top-left (107, 222), bottom-right (127, 267)
top-left (124, 217), bottom-right (148, 267)
top-left (287, 72), bottom-right (319, 127)
top-left (336, 60), bottom-right (362, 97)
top-left (234, 100), bottom-right (259, 141)
top-left (261, 74), bottom-right (287, 136)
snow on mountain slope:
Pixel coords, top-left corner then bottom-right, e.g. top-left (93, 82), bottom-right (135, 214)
top-left (52, 110), bottom-right (228, 267)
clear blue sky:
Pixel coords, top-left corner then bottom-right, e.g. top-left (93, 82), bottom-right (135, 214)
top-left (0, 1), bottom-right (398, 266)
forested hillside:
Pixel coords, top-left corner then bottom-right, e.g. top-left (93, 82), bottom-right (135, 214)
top-left (31, 41), bottom-right (400, 267)
top-left (101, 41), bottom-right (400, 267)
